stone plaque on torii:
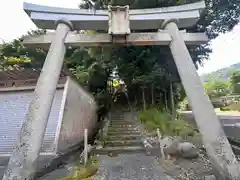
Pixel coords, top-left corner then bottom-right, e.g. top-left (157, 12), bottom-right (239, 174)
top-left (3, 1), bottom-right (240, 180)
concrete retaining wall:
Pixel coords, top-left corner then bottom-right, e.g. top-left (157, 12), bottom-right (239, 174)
top-left (55, 77), bottom-right (97, 153)
top-left (181, 112), bottom-right (240, 138)
top-left (0, 76), bottom-right (97, 156)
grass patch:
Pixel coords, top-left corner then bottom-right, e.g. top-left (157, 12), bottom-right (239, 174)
top-left (139, 108), bottom-right (199, 140)
top-left (139, 108), bottom-right (171, 133)
top-left (57, 156), bottom-right (99, 180)
top-left (220, 103), bottom-right (240, 112)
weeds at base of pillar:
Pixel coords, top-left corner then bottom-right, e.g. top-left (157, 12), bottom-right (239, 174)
top-left (58, 155), bottom-right (99, 180)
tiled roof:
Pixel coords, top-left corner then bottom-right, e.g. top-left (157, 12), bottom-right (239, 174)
top-left (0, 69), bottom-right (68, 87)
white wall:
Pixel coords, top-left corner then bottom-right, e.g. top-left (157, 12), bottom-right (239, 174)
top-left (55, 77), bottom-right (97, 153)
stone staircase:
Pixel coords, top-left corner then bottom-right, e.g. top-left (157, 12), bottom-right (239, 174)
top-left (95, 110), bottom-right (145, 155)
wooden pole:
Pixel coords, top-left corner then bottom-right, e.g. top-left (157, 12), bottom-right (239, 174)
top-left (84, 129), bottom-right (88, 166)
top-left (142, 87), bottom-right (146, 110)
top-left (157, 128), bottom-right (165, 159)
top-left (169, 79), bottom-right (175, 120)
top-left (164, 91), bottom-right (168, 110)
top-left (151, 83), bottom-right (154, 105)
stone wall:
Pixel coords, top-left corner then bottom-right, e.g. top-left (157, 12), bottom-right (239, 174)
top-left (55, 77), bottom-right (97, 153)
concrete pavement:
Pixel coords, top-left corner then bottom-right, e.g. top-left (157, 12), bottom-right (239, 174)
top-left (180, 111), bottom-right (240, 138)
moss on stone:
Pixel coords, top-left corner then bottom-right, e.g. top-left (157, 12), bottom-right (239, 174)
top-left (57, 156), bottom-right (99, 180)
top-left (57, 177), bottom-right (75, 180)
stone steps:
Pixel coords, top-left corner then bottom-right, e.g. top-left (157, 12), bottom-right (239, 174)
top-left (110, 121), bottom-right (135, 125)
top-left (108, 128), bottom-right (139, 134)
top-left (105, 140), bottom-right (143, 147)
top-left (108, 127), bottom-right (138, 132)
top-left (109, 124), bottom-right (137, 128)
top-left (94, 146), bottom-right (145, 155)
top-left (111, 116), bottom-right (124, 119)
top-left (107, 131), bottom-right (140, 136)
top-left (96, 111), bottom-right (145, 155)
top-left (111, 118), bottom-right (130, 120)
top-left (108, 134), bottom-right (142, 141)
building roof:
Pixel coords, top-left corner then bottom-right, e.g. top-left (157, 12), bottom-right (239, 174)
top-left (0, 69), bottom-right (68, 87)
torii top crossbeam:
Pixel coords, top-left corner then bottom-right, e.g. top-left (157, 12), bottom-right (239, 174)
top-left (24, 1), bottom-right (205, 30)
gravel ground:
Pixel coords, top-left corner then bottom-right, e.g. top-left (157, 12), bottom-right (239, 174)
top-left (94, 153), bottom-right (175, 180)
top-left (134, 120), bottom-right (214, 179)
top-left (158, 155), bottom-right (213, 180)
top-left (42, 110), bottom-right (213, 180)
top-left (141, 134), bottom-right (214, 180)
top-left (38, 152), bottom-right (213, 180)
top-left (39, 166), bottom-right (70, 180)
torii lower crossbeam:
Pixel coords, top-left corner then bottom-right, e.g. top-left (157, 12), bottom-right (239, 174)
top-left (23, 32), bottom-right (208, 48)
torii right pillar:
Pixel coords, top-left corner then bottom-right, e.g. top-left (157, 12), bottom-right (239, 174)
top-left (162, 19), bottom-right (240, 179)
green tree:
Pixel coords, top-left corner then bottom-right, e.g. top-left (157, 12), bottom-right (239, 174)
top-left (80, 0), bottom-right (240, 38)
top-left (1, 0), bottom-right (239, 112)
top-left (204, 79), bottom-right (231, 98)
top-left (230, 69), bottom-right (240, 94)
top-left (0, 29), bottom-right (47, 70)
top-left (78, 0), bottom-right (239, 110)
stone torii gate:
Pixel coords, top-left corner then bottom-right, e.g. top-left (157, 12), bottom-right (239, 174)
top-left (3, 1), bottom-right (240, 180)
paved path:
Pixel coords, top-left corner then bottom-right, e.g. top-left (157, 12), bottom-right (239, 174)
top-left (180, 111), bottom-right (240, 125)
top-left (180, 110), bottom-right (240, 116)
top-left (180, 111), bottom-right (240, 138)
top-left (95, 153), bottom-right (174, 180)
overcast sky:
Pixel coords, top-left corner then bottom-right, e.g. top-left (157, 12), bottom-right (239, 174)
top-left (0, 0), bottom-right (239, 75)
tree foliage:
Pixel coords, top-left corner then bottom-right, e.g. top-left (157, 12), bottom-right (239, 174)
top-left (230, 69), bottom-right (240, 94)
top-left (0, 0), bottom-right (239, 111)
top-left (204, 79), bottom-right (231, 98)
top-left (80, 0), bottom-right (240, 38)
top-left (0, 30), bottom-right (47, 70)
top-left (202, 69), bottom-right (240, 99)
top-left (78, 0), bottom-right (239, 108)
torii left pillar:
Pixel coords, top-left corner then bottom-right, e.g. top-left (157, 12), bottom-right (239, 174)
top-left (2, 20), bottom-right (73, 180)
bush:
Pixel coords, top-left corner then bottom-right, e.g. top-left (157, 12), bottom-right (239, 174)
top-left (186, 103), bottom-right (192, 111)
top-left (139, 108), bottom-right (197, 139)
top-left (178, 98), bottom-right (189, 111)
top-left (168, 119), bottom-right (195, 138)
top-left (57, 156), bottom-right (99, 180)
top-left (211, 99), bottom-right (225, 108)
top-left (139, 108), bottom-right (171, 134)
